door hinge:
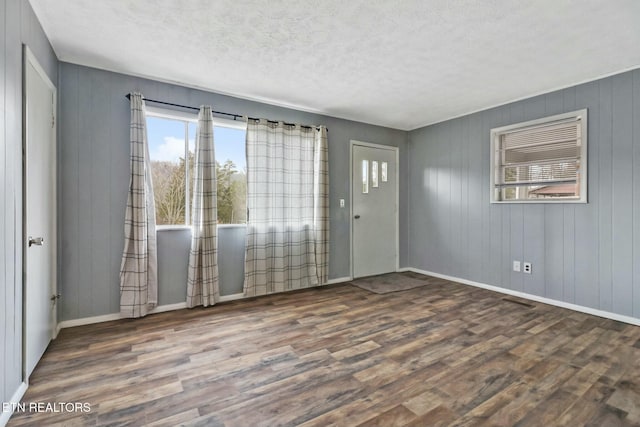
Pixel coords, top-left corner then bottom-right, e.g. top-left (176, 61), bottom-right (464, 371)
top-left (50, 293), bottom-right (61, 302)
top-left (51, 115), bottom-right (55, 128)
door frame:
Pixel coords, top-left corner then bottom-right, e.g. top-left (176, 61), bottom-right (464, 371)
top-left (349, 140), bottom-right (399, 279)
top-left (22, 45), bottom-right (58, 382)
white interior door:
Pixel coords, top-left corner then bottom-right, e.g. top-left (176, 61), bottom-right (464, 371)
top-left (352, 142), bottom-right (398, 278)
top-left (24, 47), bottom-right (57, 378)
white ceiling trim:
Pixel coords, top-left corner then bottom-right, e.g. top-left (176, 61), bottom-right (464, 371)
top-left (415, 64), bottom-right (640, 130)
top-left (29, 0), bottom-right (640, 131)
top-left (59, 57), bottom-right (339, 125)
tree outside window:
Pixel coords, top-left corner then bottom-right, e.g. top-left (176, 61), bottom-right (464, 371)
top-left (146, 113), bottom-right (246, 226)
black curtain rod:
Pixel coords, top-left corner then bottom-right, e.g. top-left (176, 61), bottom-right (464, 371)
top-left (125, 94), bottom-right (322, 130)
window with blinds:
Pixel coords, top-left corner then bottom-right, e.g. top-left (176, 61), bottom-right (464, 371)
top-left (490, 109), bottom-right (587, 203)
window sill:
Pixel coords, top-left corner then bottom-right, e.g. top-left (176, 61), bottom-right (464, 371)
top-left (156, 225), bottom-right (191, 231)
top-left (489, 198), bottom-right (586, 204)
top-left (156, 224), bottom-right (248, 232)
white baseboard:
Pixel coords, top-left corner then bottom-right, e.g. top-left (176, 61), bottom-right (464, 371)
top-left (219, 293), bottom-right (245, 302)
top-left (218, 277), bottom-right (352, 303)
top-left (1, 381), bottom-right (27, 427)
top-left (57, 302), bottom-right (188, 330)
top-left (56, 278), bottom-right (354, 330)
top-left (326, 276), bottom-right (352, 285)
top-left (57, 312), bottom-right (121, 330)
top-left (54, 272), bottom-right (640, 329)
top-left (151, 302), bottom-right (188, 313)
top-left (408, 267), bottom-right (640, 327)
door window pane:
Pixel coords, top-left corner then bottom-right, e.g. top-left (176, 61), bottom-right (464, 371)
top-left (362, 160), bottom-right (369, 194)
top-left (372, 161), bottom-right (379, 188)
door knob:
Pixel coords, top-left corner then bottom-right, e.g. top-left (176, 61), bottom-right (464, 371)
top-left (28, 236), bottom-right (44, 247)
top-left (354, 215), bottom-right (361, 219)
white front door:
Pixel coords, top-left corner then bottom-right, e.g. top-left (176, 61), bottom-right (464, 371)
top-left (24, 47), bottom-right (57, 378)
top-left (352, 142), bottom-right (398, 278)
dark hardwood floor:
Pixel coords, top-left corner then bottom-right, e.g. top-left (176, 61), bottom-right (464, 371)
top-left (8, 272), bottom-right (640, 426)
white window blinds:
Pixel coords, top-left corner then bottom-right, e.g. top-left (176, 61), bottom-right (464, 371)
top-left (491, 109), bottom-right (587, 203)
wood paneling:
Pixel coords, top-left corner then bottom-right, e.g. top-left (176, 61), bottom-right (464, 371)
top-left (611, 72), bottom-right (634, 316)
top-left (4, 0), bottom-right (22, 406)
top-left (408, 68), bottom-right (640, 321)
top-left (574, 80), bottom-right (600, 309)
top-left (1, 0), bottom-right (7, 404)
top-left (0, 0), bottom-right (58, 415)
top-left (469, 112), bottom-right (484, 282)
top-left (8, 275), bottom-right (640, 426)
top-left (59, 63), bottom-right (80, 320)
top-left (598, 77), bottom-right (614, 312)
top-left (562, 87), bottom-right (577, 305)
top-left (634, 72), bottom-right (640, 318)
top-left (57, 62), bottom-right (409, 322)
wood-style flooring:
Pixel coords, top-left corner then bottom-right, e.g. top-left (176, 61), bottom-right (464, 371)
top-left (8, 272), bottom-right (640, 426)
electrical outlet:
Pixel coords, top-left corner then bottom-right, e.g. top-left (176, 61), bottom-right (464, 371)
top-left (513, 261), bottom-right (521, 272)
top-left (523, 262), bottom-right (532, 274)
top-left (339, 199), bottom-right (345, 208)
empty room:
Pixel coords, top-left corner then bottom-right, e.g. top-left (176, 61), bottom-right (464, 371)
top-left (2, 0), bottom-right (640, 426)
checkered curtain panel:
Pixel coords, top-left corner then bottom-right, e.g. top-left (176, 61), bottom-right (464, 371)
top-left (244, 120), bottom-right (329, 297)
top-left (313, 126), bottom-right (330, 285)
top-left (119, 93), bottom-right (158, 318)
top-left (186, 106), bottom-right (219, 307)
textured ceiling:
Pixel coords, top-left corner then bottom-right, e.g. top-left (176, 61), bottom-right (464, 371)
top-left (30, 0), bottom-right (640, 130)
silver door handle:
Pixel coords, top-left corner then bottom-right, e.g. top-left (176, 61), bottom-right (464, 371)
top-left (28, 236), bottom-right (44, 247)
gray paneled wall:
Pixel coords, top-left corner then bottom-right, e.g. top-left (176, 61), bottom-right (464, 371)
top-left (1, 0), bottom-right (58, 416)
top-left (408, 69), bottom-right (640, 318)
top-left (155, 227), bottom-right (247, 304)
top-left (58, 63), bottom-right (408, 321)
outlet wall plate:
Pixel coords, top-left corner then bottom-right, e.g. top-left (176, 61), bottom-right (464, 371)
top-left (523, 262), bottom-right (532, 274)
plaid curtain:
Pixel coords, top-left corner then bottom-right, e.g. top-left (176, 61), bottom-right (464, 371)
top-left (243, 119), bottom-right (329, 297)
top-left (186, 106), bottom-right (219, 307)
top-left (119, 93), bottom-right (158, 318)
top-left (313, 126), bottom-right (330, 284)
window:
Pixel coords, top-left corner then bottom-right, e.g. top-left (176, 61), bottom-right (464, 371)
top-left (146, 107), bottom-right (247, 226)
top-left (490, 109), bottom-right (587, 203)
top-left (372, 161), bottom-right (379, 188)
top-left (362, 160), bottom-right (369, 194)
